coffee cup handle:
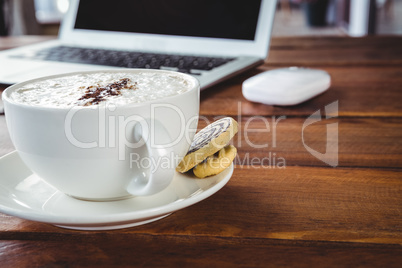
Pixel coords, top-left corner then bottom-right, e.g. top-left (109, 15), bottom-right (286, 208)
top-left (126, 119), bottom-right (174, 196)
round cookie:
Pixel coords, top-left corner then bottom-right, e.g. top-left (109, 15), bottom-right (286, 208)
top-left (193, 145), bottom-right (237, 178)
top-left (176, 117), bottom-right (238, 173)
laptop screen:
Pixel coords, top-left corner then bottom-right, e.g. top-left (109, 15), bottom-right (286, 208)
top-left (74, 0), bottom-right (262, 41)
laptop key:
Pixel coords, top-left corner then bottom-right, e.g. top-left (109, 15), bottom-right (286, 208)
top-left (12, 46), bottom-right (234, 74)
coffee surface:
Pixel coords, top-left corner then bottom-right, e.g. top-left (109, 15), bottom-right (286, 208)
top-left (10, 72), bottom-right (193, 108)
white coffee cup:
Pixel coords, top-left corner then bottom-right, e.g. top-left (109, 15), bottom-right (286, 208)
top-left (2, 69), bottom-right (200, 201)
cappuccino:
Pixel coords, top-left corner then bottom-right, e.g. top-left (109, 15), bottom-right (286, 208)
top-left (10, 71), bottom-right (193, 108)
top-left (3, 69), bottom-right (200, 201)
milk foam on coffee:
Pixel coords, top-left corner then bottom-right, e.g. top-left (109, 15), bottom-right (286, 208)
top-left (10, 72), bottom-right (192, 108)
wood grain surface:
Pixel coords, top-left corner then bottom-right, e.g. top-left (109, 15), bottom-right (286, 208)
top-left (200, 66), bottom-right (402, 117)
top-left (0, 36), bottom-right (401, 267)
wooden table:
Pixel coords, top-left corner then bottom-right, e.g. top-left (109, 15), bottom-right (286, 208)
top-left (0, 36), bottom-right (401, 267)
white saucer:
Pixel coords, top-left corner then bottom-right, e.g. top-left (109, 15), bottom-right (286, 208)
top-left (0, 151), bottom-right (233, 230)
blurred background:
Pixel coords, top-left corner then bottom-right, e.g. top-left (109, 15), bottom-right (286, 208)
top-left (0, 0), bottom-right (401, 37)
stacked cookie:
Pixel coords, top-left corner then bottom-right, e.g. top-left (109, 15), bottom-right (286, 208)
top-left (176, 117), bottom-right (238, 178)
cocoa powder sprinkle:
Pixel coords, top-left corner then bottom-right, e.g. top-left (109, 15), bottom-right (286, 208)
top-left (77, 78), bottom-right (137, 106)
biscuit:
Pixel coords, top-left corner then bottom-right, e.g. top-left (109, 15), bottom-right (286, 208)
top-left (176, 117), bottom-right (238, 173)
top-left (193, 145), bottom-right (237, 178)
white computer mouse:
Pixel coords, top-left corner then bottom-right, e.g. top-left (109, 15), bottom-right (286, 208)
top-left (242, 67), bottom-right (331, 106)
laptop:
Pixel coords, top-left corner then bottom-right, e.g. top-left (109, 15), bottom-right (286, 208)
top-left (0, 0), bottom-right (277, 90)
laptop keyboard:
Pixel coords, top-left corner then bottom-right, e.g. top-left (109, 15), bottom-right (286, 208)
top-left (12, 46), bottom-right (235, 75)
